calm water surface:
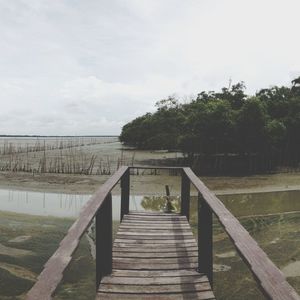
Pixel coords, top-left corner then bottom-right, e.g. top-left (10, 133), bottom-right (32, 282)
top-left (0, 189), bottom-right (145, 219)
top-left (0, 188), bottom-right (299, 300)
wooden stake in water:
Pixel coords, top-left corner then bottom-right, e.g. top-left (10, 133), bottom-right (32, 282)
top-left (164, 185), bottom-right (174, 213)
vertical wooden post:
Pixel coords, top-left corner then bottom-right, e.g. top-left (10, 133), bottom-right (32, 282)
top-left (198, 193), bottom-right (213, 287)
top-left (96, 193), bottom-right (112, 290)
top-left (120, 168), bottom-right (130, 220)
top-left (181, 170), bottom-right (190, 221)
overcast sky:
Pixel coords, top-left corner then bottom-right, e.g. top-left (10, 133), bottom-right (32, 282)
top-left (0, 0), bottom-right (300, 135)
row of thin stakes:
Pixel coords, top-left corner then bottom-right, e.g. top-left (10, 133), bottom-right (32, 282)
top-left (0, 139), bottom-right (136, 175)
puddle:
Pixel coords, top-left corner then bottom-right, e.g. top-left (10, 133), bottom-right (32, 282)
top-left (216, 251), bottom-right (236, 258)
top-left (0, 243), bottom-right (34, 257)
top-left (9, 236), bottom-right (31, 243)
top-left (213, 264), bottom-right (231, 272)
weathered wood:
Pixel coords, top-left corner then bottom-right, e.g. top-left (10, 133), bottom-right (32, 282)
top-left (129, 212), bottom-right (181, 217)
top-left (113, 250), bottom-right (198, 258)
top-left (198, 193), bottom-right (213, 287)
top-left (27, 166), bottom-right (299, 300)
top-left (114, 238), bottom-right (197, 245)
top-left (181, 170), bottom-right (190, 220)
top-left (129, 165), bottom-right (183, 170)
top-left (112, 245), bottom-right (199, 253)
top-left (101, 274), bottom-right (208, 285)
top-left (123, 215), bottom-right (186, 221)
top-left (120, 169), bottom-right (130, 220)
top-left (118, 227), bottom-right (191, 232)
top-left (117, 230), bottom-right (193, 236)
top-left (116, 234), bottom-right (194, 240)
top-left (183, 167), bottom-right (300, 300)
top-left (98, 211), bottom-right (215, 299)
top-left (113, 262), bottom-right (198, 270)
top-left (117, 231), bottom-right (193, 236)
top-left (119, 225), bottom-right (191, 230)
top-left (26, 166), bottom-right (129, 300)
top-left (113, 256), bottom-right (198, 264)
top-left (111, 269), bottom-right (205, 277)
top-left (96, 291), bottom-right (216, 300)
top-left (96, 193), bottom-right (112, 288)
top-left (99, 282), bottom-right (211, 293)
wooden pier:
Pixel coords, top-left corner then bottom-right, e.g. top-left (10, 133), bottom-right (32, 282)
top-left (97, 211), bottom-right (215, 299)
top-left (26, 166), bottom-right (300, 300)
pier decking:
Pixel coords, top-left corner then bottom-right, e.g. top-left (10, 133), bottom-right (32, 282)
top-left (26, 166), bottom-right (300, 300)
top-left (97, 211), bottom-right (215, 299)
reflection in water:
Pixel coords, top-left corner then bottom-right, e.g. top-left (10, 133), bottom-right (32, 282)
top-left (0, 189), bottom-right (145, 219)
top-left (141, 196), bottom-right (180, 212)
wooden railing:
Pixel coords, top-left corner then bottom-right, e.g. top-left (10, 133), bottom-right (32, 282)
top-left (26, 166), bottom-right (300, 300)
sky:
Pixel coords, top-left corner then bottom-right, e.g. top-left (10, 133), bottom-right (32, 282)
top-left (0, 0), bottom-right (300, 135)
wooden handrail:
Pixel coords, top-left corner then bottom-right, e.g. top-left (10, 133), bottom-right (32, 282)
top-left (183, 167), bottom-right (300, 300)
top-left (26, 165), bottom-right (300, 300)
top-left (26, 166), bottom-right (129, 300)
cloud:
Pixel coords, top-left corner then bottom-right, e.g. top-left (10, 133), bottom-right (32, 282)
top-left (0, 0), bottom-right (299, 134)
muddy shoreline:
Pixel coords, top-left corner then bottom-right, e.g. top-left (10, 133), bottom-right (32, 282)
top-left (1, 170), bottom-right (300, 196)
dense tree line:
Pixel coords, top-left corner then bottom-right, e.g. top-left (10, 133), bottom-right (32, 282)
top-left (120, 78), bottom-right (300, 174)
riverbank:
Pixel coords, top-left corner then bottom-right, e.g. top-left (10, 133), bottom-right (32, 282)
top-left (1, 170), bottom-right (300, 196)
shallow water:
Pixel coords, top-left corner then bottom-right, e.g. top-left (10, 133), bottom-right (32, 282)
top-left (0, 188), bottom-right (300, 299)
top-left (219, 190), bottom-right (300, 217)
top-left (0, 188), bottom-right (145, 219)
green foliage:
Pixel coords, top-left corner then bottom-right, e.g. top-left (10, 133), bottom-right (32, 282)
top-left (120, 77), bottom-right (300, 172)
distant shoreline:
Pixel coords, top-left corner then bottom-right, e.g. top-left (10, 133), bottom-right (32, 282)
top-left (0, 135), bottom-right (119, 137)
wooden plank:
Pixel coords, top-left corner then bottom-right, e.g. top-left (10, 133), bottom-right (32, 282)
top-left (121, 219), bottom-right (187, 223)
top-left (124, 214), bottom-right (185, 219)
top-left (113, 257), bottom-right (198, 264)
top-left (113, 262), bottom-right (198, 270)
top-left (116, 234), bottom-right (194, 240)
top-left (96, 291), bottom-right (215, 300)
top-left (112, 245), bottom-right (198, 253)
top-left (117, 230), bottom-right (193, 236)
top-left (118, 227), bottom-right (192, 235)
top-left (129, 211), bottom-right (180, 216)
top-left (111, 269), bottom-right (205, 277)
top-left (113, 251), bottom-right (198, 258)
top-left (119, 224), bottom-right (191, 229)
top-left (98, 206), bottom-right (215, 300)
top-left (123, 216), bottom-right (186, 221)
top-left (101, 274), bottom-right (208, 285)
top-left (114, 238), bottom-right (197, 245)
top-left (118, 226), bottom-right (191, 231)
top-left (98, 282), bottom-right (212, 293)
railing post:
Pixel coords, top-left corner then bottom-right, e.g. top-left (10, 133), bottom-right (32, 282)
top-left (198, 192), bottom-right (213, 287)
top-left (120, 168), bottom-right (130, 220)
top-left (181, 170), bottom-right (190, 220)
top-left (96, 192), bottom-right (112, 290)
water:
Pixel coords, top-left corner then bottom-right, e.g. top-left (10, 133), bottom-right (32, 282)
top-left (0, 188), bottom-right (299, 299)
top-left (218, 190), bottom-right (300, 217)
top-left (0, 188), bottom-right (145, 219)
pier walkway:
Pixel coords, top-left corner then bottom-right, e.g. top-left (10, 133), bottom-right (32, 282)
top-left (97, 211), bottom-right (215, 299)
top-left (27, 166), bottom-right (300, 300)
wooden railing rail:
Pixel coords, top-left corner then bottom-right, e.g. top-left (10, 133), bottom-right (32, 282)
top-left (26, 166), bottom-right (129, 300)
top-left (182, 167), bottom-right (300, 300)
top-left (26, 165), bottom-right (300, 300)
